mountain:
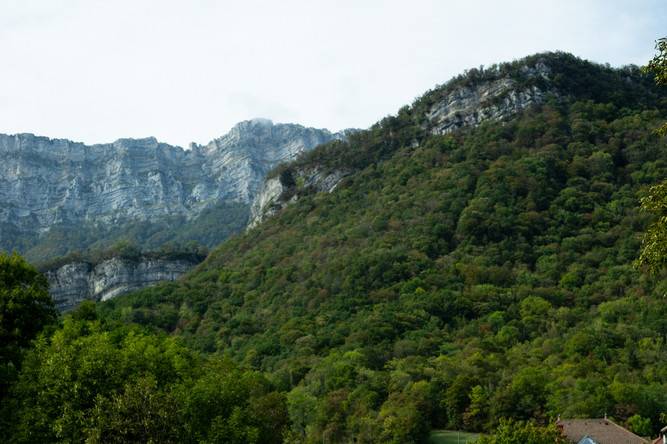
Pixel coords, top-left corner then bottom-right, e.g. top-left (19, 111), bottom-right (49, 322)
top-left (7, 52), bottom-right (667, 443)
top-left (0, 119), bottom-right (346, 261)
top-left (97, 52), bottom-right (667, 441)
top-left (251, 52), bottom-right (662, 224)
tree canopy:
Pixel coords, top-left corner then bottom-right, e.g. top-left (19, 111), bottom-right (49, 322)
top-left (638, 37), bottom-right (667, 273)
top-left (0, 252), bottom-right (56, 400)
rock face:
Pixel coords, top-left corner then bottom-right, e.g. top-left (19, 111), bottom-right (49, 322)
top-left (248, 167), bottom-right (350, 229)
top-left (0, 119), bottom-right (344, 253)
top-left (248, 177), bottom-right (286, 228)
top-left (426, 62), bottom-right (552, 135)
top-left (196, 119), bottom-right (346, 203)
top-left (45, 256), bottom-right (200, 311)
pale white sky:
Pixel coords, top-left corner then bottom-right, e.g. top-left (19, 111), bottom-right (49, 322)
top-left (0, 0), bottom-right (665, 148)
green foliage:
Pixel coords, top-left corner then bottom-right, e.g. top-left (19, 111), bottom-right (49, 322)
top-left (637, 38), bottom-right (667, 274)
top-left (644, 37), bottom-right (667, 136)
top-left (97, 88), bottom-right (667, 441)
top-left (637, 181), bottom-right (667, 273)
top-left (0, 252), bottom-right (56, 401)
top-left (179, 359), bottom-right (288, 444)
top-left (5, 316), bottom-right (288, 443)
top-left (8, 319), bottom-right (194, 442)
top-left (86, 375), bottom-right (182, 444)
top-left (474, 419), bottom-right (567, 444)
top-left (627, 414), bottom-right (652, 437)
top-left (646, 38), bottom-right (667, 85)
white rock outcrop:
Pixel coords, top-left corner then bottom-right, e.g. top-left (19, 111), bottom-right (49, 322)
top-left (45, 256), bottom-right (199, 311)
top-left (248, 167), bottom-right (350, 229)
top-left (426, 63), bottom-right (552, 135)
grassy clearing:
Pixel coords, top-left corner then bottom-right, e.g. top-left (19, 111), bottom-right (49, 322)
top-left (429, 430), bottom-right (480, 444)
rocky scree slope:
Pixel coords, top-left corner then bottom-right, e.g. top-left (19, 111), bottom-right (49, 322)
top-left (249, 52), bottom-right (661, 226)
top-left (0, 119), bottom-right (345, 259)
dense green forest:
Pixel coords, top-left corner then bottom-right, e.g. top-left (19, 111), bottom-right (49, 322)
top-left (2, 52), bottom-right (667, 443)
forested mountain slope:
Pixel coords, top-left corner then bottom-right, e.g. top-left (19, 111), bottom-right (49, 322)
top-left (9, 52), bottom-right (667, 443)
top-left (250, 52), bottom-right (661, 225)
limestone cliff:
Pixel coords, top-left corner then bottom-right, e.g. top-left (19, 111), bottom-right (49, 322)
top-left (248, 168), bottom-right (350, 229)
top-left (425, 62), bottom-right (551, 135)
top-left (0, 119), bottom-right (346, 258)
top-left (45, 256), bottom-right (200, 311)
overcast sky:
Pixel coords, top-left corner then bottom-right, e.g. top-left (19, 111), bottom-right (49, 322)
top-left (1, 0), bottom-right (665, 148)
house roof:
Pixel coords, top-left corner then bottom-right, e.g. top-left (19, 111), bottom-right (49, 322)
top-left (557, 418), bottom-right (648, 444)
